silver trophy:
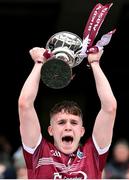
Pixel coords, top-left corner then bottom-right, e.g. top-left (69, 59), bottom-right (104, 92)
top-left (41, 31), bottom-right (83, 89)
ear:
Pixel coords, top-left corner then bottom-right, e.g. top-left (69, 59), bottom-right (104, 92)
top-left (81, 127), bottom-right (85, 137)
top-left (48, 125), bottom-right (53, 136)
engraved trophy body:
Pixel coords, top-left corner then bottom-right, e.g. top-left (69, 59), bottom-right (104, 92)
top-left (41, 31), bottom-right (83, 89)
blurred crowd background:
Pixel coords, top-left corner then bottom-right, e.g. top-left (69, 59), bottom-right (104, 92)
top-left (0, 0), bottom-right (129, 178)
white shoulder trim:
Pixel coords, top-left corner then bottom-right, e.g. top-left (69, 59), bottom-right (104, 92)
top-left (22, 134), bottom-right (42, 154)
top-left (92, 135), bottom-right (110, 155)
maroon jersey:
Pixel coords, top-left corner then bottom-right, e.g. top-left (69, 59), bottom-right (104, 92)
top-left (23, 137), bottom-right (108, 179)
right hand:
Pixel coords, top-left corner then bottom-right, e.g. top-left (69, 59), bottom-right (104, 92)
top-left (87, 49), bottom-right (104, 64)
top-left (29, 47), bottom-right (47, 63)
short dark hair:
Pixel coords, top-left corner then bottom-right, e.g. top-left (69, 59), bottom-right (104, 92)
top-left (114, 138), bottom-right (129, 148)
top-left (50, 100), bottom-right (83, 119)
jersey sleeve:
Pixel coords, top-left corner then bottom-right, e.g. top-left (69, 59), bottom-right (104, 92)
top-left (22, 134), bottom-right (42, 154)
top-left (22, 135), bottom-right (45, 170)
top-left (92, 135), bottom-right (110, 155)
top-left (84, 137), bottom-right (109, 172)
top-left (92, 136), bottom-right (109, 171)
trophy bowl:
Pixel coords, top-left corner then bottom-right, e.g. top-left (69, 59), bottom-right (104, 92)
top-left (41, 31), bottom-right (83, 89)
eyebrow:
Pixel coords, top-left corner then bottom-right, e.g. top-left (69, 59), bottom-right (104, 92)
top-left (57, 119), bottom-right (80, 123)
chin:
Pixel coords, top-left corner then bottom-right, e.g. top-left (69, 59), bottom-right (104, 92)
top-left (61, 147), bottom-right (77, 155)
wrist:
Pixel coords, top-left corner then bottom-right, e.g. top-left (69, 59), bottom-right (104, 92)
top-left (87, 60), bottom-right (99, 69)
top-left (89, 60), bottom-right (99, 64)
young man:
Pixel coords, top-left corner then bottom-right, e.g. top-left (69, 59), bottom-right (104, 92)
top-left (18, 47), bottom-right (117, 179)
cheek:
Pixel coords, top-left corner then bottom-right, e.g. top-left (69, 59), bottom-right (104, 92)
top-left (52, 126), bottom-right (62, 136)
top-left (76, 127), bottom-right (85, 136)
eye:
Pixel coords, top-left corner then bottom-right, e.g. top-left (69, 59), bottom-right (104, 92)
top-left (58, 120), bottom-right (66, 125)
top-left (71, 120), bottom-right (78, 125)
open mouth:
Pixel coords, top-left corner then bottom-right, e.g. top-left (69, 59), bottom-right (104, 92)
top-left (62, 136), bottom-right (73, 144)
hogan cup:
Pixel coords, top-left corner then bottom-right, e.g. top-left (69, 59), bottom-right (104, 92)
top-left (41, 3), bottom-right (115, 89)
top-left (41, 31), bottom-right (83, 89)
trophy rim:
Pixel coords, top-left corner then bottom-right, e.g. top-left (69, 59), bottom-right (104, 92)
top-left (46, 31), bottom-right (83, 49)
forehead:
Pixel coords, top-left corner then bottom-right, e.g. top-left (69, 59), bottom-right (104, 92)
top-left (51, 112), bottom-right (82, 121)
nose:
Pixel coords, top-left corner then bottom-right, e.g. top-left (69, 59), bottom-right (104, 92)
top-left (64, 122), bottom-right (72, 131)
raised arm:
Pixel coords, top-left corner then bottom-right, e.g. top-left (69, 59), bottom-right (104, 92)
top-left (87, 50), bottom-right (117, 149)
top-left (18, 47), bottom-right (46, 148)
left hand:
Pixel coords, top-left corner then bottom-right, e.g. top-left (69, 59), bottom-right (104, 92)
top-left (87, 49), bottom-right (104, 64)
